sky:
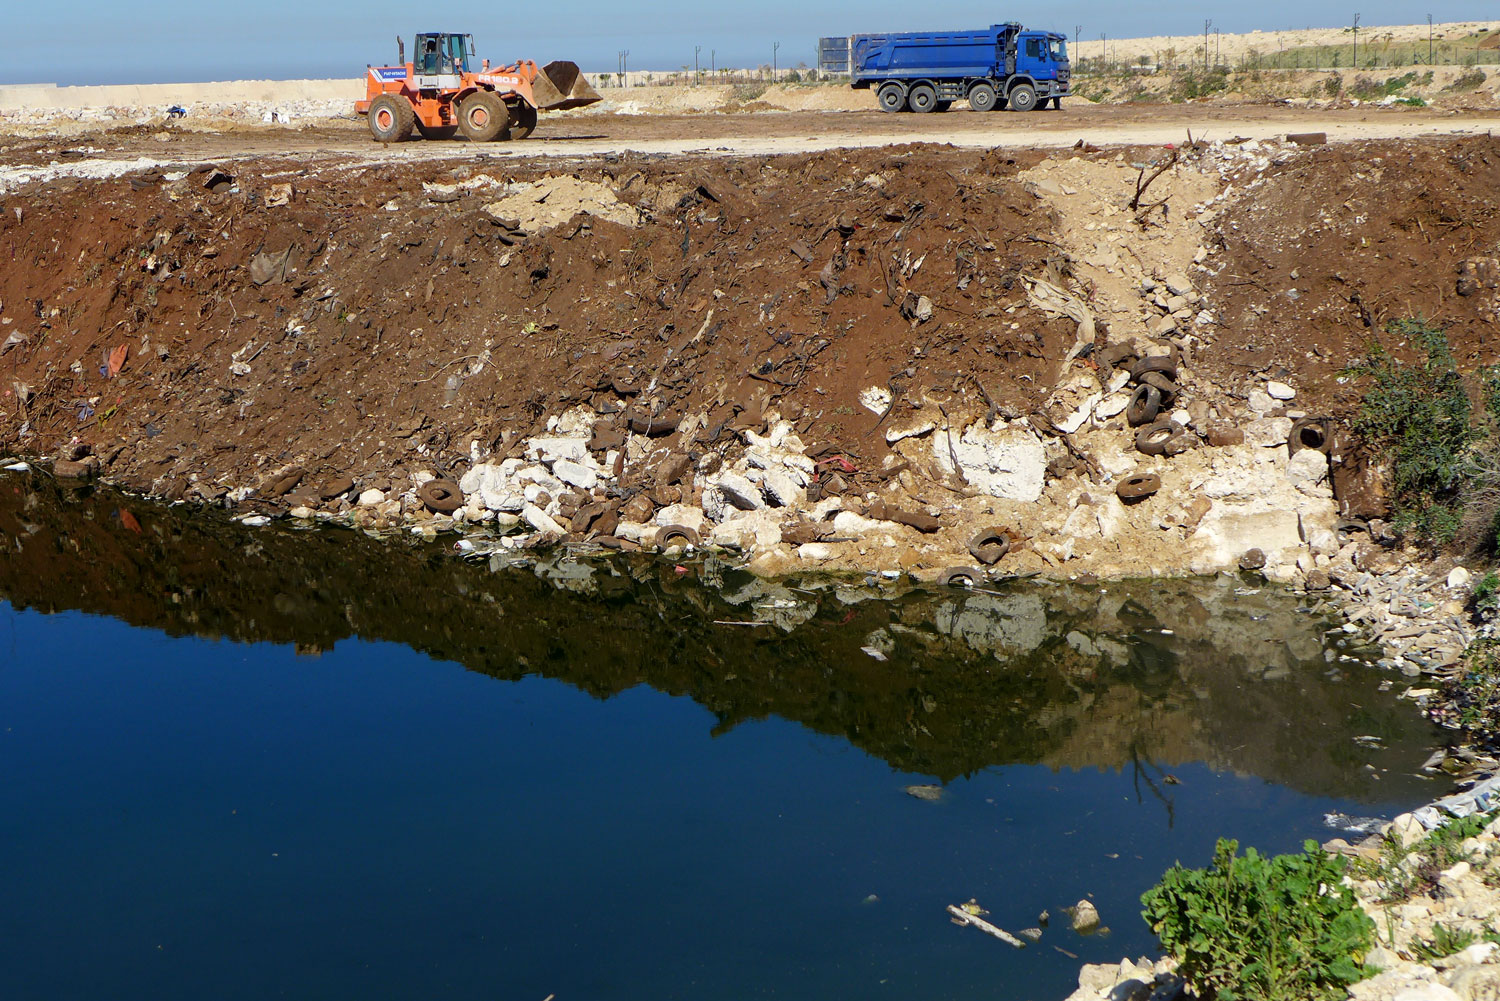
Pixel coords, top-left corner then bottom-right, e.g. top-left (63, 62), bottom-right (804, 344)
top-left (5, 1), bottom-right (1499, 85)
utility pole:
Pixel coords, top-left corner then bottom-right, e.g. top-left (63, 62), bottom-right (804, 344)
top-left (1352, 13), bottom-right (1360, 68)
top-left (1204, 19), bottom-right (1212, 72)
top-left (1215, 28), bottom-right (1221, 67)
top-left (695, 45), bottom-right (701, 84)
top-left (773, 41), bottom-right (780, 78)
top-left (1428, 13), bottom-right (1434, 64)
top-left (1101, 33), bottom-right (1107, 70)
top-left (1074, 24), bottom-right (1081, 63)
top-left (711, 49), bottom-right (716, 76)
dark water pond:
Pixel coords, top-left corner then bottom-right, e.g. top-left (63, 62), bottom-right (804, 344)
top-left (0, 474), bottom-right (1446, 1001)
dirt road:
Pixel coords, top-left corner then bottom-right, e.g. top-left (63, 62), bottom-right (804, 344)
top-left (4, 103), bottom-right (1500, 177)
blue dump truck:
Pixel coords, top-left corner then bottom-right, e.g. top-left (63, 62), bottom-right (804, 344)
top-left (849, 22), bottom-right (1069, 113)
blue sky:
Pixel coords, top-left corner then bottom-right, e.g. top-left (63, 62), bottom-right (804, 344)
top-left (6, 2), bottom-right (1498, 85)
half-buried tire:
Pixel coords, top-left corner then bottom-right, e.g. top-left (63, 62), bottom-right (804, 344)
top-left (417, 478), bottom-right (463, 513)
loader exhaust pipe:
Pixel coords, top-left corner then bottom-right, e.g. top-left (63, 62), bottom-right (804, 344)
top-left (529, 61), bottom-right (602, 111)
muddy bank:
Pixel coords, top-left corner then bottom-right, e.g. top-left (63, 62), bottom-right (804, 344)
top-left (3, 137), bottom-right (1500, 586)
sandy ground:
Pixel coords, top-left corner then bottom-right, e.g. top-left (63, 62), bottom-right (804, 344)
top-left (4, 104), bottom-right (1500, 183)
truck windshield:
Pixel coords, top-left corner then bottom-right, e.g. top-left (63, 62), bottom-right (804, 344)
top-left (1050, 39), bottom-right (1067, 61)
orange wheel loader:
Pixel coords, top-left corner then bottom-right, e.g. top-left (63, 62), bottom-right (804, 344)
top-left (356, 33), bottom-right (601, 143)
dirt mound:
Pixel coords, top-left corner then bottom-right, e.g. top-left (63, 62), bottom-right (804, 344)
top-left (0, 145), bottom-right (1061, 506)
top-left (1200, 136), bottom-right (1500, 413)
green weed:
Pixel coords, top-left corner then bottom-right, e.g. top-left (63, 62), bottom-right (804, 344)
top-left (1142, 838), bottom-right (1374, 1000)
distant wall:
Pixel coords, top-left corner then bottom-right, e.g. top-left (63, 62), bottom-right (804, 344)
top-left (0, 79), bottom-right (364, 111)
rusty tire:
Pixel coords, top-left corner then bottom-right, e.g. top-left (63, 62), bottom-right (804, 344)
top-left (368, 95), bottom-right (415, 143)
top-left (968, 528), bottom-right (1012, 566)
top-left (1115, 473), bottom-right (1162, 501)
top-left (1139, 371), bottom-right (1181, 405)
top-left (654, 524), bottom-right (700, 549)
top-left (1135, 420), bottom-right (1188, 457)
top-left (1129, 355), bottom-right (1178, 382)
top-left (1125, 385), bottom-right (1162, 427)
top-left (937, 567), bottom-right (985, 588)
top-left (417, 478), bottom-right (463, 514)
top-left (1289, 417), bottom-right (1333, 456)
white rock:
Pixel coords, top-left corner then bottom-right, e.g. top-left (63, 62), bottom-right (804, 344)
top-left (761, 467), bottom-right (803, 508)
top-left (711, 508), bottom-right (783, 550)
top-left (358, 488), bottom-right (385, 506)
top-left (654, 503), bottom-right (706, 533)
top-left (552, 458), bottom-right (598, 490)
top-left (1286, 449), bottom-right (1329, 493)
top-left (1094, 392), bottom-right (1131, 420)
top-left (859, 386), bottom-right (892, 415)
top-left (1449, 567), bottom-right (1473, 590)
top-left (1053, 392), bottom-right (1102, 434)
top-left (1247, 389), bottom-right (1277, 414)
top-left (797, 543), bottom-right (833, 561)
top-left (932, 423), bottom-right (1046, 502)
top-left (522, 504), bottom-right (566, 535)
top-left (715, 471), bottom-right (764, 510)
top-left (885, 416), bottom-right (937, 443)
top-left (1243, 416), bottom-right (1294, 448)
top-left (525, 435), bottom-right (590, 465)
top-left (832, 510), bottom-right (890, 535)
top-left (1266, 381), bottom-right (1296, 401)
top-left (1163, 273), bottom-right (1194, 295)
top-left (289, 506), bottom-right (315, 519)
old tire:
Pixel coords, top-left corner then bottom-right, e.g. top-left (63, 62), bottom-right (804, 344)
top-left (368, 95), bottom-right (415, 143)
top-left (1135, 420), bottom-right (1190, 457)
top-left (1289, 417), bottom-right (1333, 456)
top-left (908, 83), bottom-right (938, 113)
top-left (1115, 473), bottom-right (1162, 501)
top-left (510, 102), bottom-right (538, 140)
top-left (937, 567), bottom-right (985, 588)
top-left (1139, 371), bottom-right (1181, 405)
top-left (654, 524), bottom-right (700, 549)
top-left (417, 478), bottom-right (463, 513)
top-left (1125, 385), bottom-right (1163, 427)
top-left (968, 528), bottom-right (1012, 566)
top-left (1130, 355), bottom-right (1178, 382)
top-left (1007, 83), bottom-right (1037, 113)
top-left (415, 122), bottom-right (458, 141)
top-left (968, 82), bottom-right (999, 112)
top-left (877, 83), bottom-right (907, 113)
top-left (459, 92), bottom-right (509, 142)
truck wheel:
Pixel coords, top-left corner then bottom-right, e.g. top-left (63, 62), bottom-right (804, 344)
top-left (968, 82), bottom-right (998, 112)
top-left (1007, 84), bottom-right (1037, 113)
top-left (459, 92), bottom-right (510, 142)
top-left (368, 95), bottom-right (415, 143)
top-left (908, 83), bottom-right (938, 113)
top-left (415, 123), bottom-right (458, 141)
top-left (877, 84), bottom-right (906, 113)
top-left (509, 102), bottom-right (538, 140)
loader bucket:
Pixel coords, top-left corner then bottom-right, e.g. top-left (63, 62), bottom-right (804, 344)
top-left (530, 61), bottom-right (602, 111)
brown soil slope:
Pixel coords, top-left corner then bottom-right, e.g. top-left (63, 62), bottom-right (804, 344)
top-left (0, 146), bottom-right (1081, 502)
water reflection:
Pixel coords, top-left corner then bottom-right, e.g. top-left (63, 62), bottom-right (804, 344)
top-left (0, 474), bottom-right (1437, 796)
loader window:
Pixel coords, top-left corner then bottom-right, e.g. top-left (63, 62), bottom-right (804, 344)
top-left (446, 34), bottom-right (467, 72)
top-left (420, 38), bottom-right (439, 75)
top-left (1050, 39), bottom-right (1066, 60)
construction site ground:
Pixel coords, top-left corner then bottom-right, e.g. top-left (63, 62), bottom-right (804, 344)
top-left (4, 99), bottom-right (1500, 583)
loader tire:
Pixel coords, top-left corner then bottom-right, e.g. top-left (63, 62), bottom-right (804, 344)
top-left (416, 122), bottom-right (458, 141)
top-left (877, 83), bottom-right (906, 112)
top-left (368, 95), bottom-right (415, 143)
top-left (459, 92), bottom-right (510, 142)
top-left (509, 102), bottom-right (538, 140)
top-left (1007, 84), bottom-right (1037, 112)
top-left (908, 83), bottom-right (938, 113)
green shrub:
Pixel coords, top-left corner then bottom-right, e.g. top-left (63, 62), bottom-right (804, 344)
top-left (1447, 68), bottom-right (1489, 92)
top-left (1352, 321), bottom-right (1477, 544)
top-left (1141, 839), bottom-right (1375, 1001)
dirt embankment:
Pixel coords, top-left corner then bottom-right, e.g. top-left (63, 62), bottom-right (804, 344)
top-left (3, 134), bottom-right (1500, 584)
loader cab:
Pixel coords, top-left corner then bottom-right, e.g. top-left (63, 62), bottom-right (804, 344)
top-left (413, 32), bottom-right (473, 88)
top-left (1016, 31), bottom-right (1069, 83)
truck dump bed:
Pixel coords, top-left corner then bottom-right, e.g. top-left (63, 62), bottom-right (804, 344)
top-left (851, 27), bottom-right (1008, 83)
